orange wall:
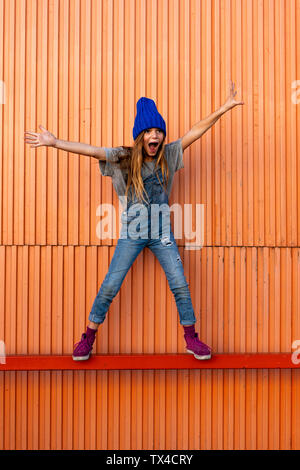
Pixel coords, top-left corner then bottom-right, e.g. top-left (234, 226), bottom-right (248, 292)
top-left (1, 0), bottom-right (300, 450)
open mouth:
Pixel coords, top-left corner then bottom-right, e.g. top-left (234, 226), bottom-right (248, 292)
top-left (149, 142), bottom-right (159, 151)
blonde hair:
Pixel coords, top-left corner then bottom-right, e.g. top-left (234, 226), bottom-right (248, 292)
top-left (115, 130), bottom-right (169, 205)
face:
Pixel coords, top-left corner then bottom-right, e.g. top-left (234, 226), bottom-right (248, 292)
top-left (143, 128), bottom-right (164, 157)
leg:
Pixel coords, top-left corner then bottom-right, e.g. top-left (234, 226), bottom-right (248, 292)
top-left (146, 230), bottom-right (197, 326)
top-left (147, 231), bottom-right (212, 360)
top-left (88, 237), bottom-right (147, 325)
top-left (73, 236), bottom-right (147, 360)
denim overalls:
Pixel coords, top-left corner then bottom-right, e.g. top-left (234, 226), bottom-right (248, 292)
top-left (89, 166), bottom-right (197, 326)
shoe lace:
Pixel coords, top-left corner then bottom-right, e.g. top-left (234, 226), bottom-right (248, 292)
top-left (194, 333), bottom-right (213, 352)
top-left (73, 333), bottom-right (93, 350)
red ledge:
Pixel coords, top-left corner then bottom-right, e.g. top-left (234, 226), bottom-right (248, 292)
top-left (0, 353), bottom-right (299, 371)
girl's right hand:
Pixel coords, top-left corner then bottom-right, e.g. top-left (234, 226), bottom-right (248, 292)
top-left (24, 125), bottom-right (57, 148)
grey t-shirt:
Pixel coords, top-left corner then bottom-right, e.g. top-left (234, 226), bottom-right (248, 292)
top-left (99, 138), bottom-right (184, 207)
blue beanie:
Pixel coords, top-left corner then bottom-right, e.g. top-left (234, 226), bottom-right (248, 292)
top-left (132, 97), bottom-right (166, 141)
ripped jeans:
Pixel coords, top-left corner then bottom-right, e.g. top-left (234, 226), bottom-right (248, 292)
top-left (88, 220), bottom-right (197, 326)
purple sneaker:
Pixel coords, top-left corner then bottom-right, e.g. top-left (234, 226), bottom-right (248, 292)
top-left (184, 332), bottom-right (212, 360)
top-left (72, 328), bottom-right (96, 361)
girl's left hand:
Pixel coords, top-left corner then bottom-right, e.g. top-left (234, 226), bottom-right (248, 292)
top-left (223, 80), bottom-right (245, 110)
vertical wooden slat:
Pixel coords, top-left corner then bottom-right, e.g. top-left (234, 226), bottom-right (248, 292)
top-left (68, 0), bottom-right (80, 246)
top-left (14, 0), bottom-right (24, 245)
top-left (24, 1), bottom-right (36, 245)
top-left (0, 0), bottom-right (4, 246)
top-left (47, 0), bottom-right (58, 247)
top-left (57, 0), bottom-right (69, 246)
top-left (79, 0), bottom-right (91, 245)
top-left (257, 0), bottom-right (264, 246)
top-left (50, 371), bottom-right (62, 449)
top-left (36, 0), bottom-right (47, 245)
top-left (101, 0), bottom-right (114, 247)
top-left (3, 0), bottom-right (14, 246)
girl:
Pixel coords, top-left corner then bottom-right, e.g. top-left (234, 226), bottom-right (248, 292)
top-left (24, 81), bottom-right (244, 362)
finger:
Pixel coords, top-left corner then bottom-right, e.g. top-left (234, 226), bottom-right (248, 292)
top-left (25, 135), bottom-right (38, 142)
top-left (39, 125), bottom-right (47, 132)
top-left (24, 134), bottom-right (37, 140)
top-left (24, 131), bottom-right (37, 136)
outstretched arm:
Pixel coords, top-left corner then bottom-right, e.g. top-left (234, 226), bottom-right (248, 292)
top-left (180, 80), bottom-right (244, 151)
top-left (24, 125), bottom-right (106, 160)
